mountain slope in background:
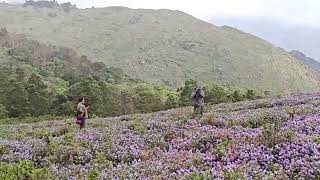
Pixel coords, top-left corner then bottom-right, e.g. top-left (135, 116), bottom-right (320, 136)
top-left (1, 3), bottom-right (320, 93)
top-left (289, 50), bottom-right (320, 72)
top-left (209, 17), bottom-right (320, 62)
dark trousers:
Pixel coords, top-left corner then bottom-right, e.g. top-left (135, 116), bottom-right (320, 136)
top-left (80, 121), bottom-right (86, 130)
top-left (77, 117), bottom-right (86, 130)
top-left (194, 105), bottom-right (204, 115)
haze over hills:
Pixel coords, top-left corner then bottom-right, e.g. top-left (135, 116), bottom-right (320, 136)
top-left (1, 2), bottom-right (320, 93)
top-left (289, 50), bottom-right (320, 72)
top-left (210, 17), bottom-right (320, 62)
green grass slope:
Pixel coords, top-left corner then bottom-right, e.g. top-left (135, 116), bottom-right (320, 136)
top-left (0, 3), bottom-right (320, 93)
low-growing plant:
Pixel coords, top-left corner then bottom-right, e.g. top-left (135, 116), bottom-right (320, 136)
top-left (52, 125), bottom-right (72, 137)
top-left (285, 106), bottom-right (295, 120)
top-left (0, 115), bottom-right (70, 124)
top-left (223, 169), bottom-right (244, 180)
top-left (88, 169), bottom-right (100, 180)
top-left (295, 106), bottom-right (313, 116)
top-left (201, 114), bottom-right (226, 128)
top-left (192, 153), bottom-right (204, 167)
top-left (93, 152), bottom-right (112, 170)
top-left (148, 139), bottom-right (169, 152)
top-left (128, 117), bottom-right (146, 134)
top-left (171, 108), bottom-right (192, 122)
top-left (0, 144), bottom-right (9, 155)
top-left (0, 160), bottom-right (52, 180)
top-left (191, 137), bottom-right (218, 153)
top-left (47, 145), bottom-right (76, 165)
top-left (190, 170), bottom-right (212, 180)
top-left (211, 139), bottom-right (230, 159)
top-left (63, 132), bottom-right (76, 145)
top-left (258, 123), bottom-right (286, 148)
top-left (283, 129), bottom-right (296, 141)
top-left (245, 112), bottom-right (286, 129)
top-left (313, 136), bottom-right (320, 144)
top-left (164, 130), bottom-right (176, 142)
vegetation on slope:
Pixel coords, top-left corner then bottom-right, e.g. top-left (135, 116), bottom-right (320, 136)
top-left (0, 3), bottom-right (319, 92)
top-left (0, 29), bottom-right (262, 120)
top-left (289, 50), bottom-right (320, 72)
top-left (1, 93), bottom-right (320, 178)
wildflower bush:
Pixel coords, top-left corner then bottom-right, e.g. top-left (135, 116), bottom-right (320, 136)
top-left (1, 93), bottom-right (320, 179)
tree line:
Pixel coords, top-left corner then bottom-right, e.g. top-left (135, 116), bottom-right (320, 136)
top-left (0, 28), bottom-right (262, 119)
top-left (0, 65), bottom-right (261, 119)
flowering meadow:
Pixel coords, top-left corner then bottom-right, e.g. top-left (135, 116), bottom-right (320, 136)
top-left (1, 93), bottom-right (320, 179)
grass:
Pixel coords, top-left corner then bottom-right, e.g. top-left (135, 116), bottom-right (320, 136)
top-left (0, 3), bottom-right (320, 93)
top-left (0, 115), bottom-right (71, 124)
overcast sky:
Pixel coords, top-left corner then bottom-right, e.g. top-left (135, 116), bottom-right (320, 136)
top-left (4, 0), bottom-right (320, 27)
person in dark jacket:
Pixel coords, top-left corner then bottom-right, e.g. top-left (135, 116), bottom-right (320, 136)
top-left (191, 87), bottom-right (205, 115)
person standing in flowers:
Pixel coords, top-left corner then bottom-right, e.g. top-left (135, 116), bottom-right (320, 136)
top-left (191, 86), bottom-right (205, 115)
top-left (76, 96), bottom-right (89, 130)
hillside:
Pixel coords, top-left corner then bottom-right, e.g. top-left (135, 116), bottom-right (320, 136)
top-left (1, 93), bottom-right (320, 178)
top-left (1, 3), bottom-right (320, 93)
top-left (289, 50), bottom-right (320, 72)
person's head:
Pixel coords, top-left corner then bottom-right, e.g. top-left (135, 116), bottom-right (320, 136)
top-left (78, 96), bottom-right (85, 104)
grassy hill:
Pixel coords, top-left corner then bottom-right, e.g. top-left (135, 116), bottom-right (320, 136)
top-left (1, 3), bottom-right (320, 93)
top-left (289, 50), bottom-right (320, 72)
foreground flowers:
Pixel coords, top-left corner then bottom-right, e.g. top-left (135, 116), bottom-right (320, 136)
top-left (1, 93), bottom-right (320, 179)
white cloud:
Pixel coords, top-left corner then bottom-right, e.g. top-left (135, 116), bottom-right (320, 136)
top-left (4, 0), bottom-right (320, 27)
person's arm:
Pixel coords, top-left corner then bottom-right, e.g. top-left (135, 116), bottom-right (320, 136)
top-left (78, 106), bottom-right (86, 117)
top-left (191, 90), bottom-right (196, 98)
top-left (199, 90), bottom-right (205, 97)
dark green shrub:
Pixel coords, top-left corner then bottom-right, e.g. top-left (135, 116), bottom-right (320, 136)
top-left (190, 171), bottom-right (212, 180)
top-left (211, 139), bottom-right (230, 159)
top-left (0, 144), bottom-right (9, 155)
top-left (258, 123), bottom-right (288, 148)
top-left (0, 160), bottom-right (52, 180)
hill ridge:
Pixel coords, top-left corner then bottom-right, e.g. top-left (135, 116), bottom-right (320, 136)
top-left (0, 3), bottom-right (320, 93)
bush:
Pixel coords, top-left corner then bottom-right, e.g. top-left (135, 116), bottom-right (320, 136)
top-left (0, 144), bottom-right (9, 155)
top-left (258, 123), bottom-right (288, 148)
top-left (190, 170), bottom-right (212, 180)
top-left (88, 169), bottom-right (100, 180)
top-left (201, 114), bottom-right (226, 128)
top-left (0, 160), bottom-right (52, 180)
top-left (246, 89), bottom-right (258, 100)
top-left (128, 117), bottom-right (146, 134)
top-left (192, 153), bottom-right (204, 166)
top-left (285, 106), bottom-right (295, 120)
top-left (231, 90), bottom-right (245, 102)
top-left (0, 115), bottom-right (70, 124)
top-left (223, 169), bottom-right (244, 179)
top-left (211, 139), bottom-right (230, 159)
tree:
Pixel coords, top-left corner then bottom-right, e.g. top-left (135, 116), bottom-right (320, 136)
top-left (0, 104), bottom-right (8, 118)
top-left (68, 79), bottom-right (103, 116)
top-left (119, 87), bottom-right (136, 115)
top-left (165, 92), bottom-right (179, 109)
top-left (50, 94), bottom-right (73, 116)
top-left (134, 84), bottom-right (164, 113)
top-left (26, 73), bottom-right (49, 116)
top-left (178, 79), bottom-right (198, 106)
top-left (206, 84), bottom-right (229, 104)
top-left (246, 89), bottom-right (257, 100)
top-left (6, 80), bottom-right (30, 117)
top-left (231, 90), bottom-right (245, 102)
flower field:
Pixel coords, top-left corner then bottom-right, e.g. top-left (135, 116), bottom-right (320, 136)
top-left (1, 93), bottom-right (320, 179)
